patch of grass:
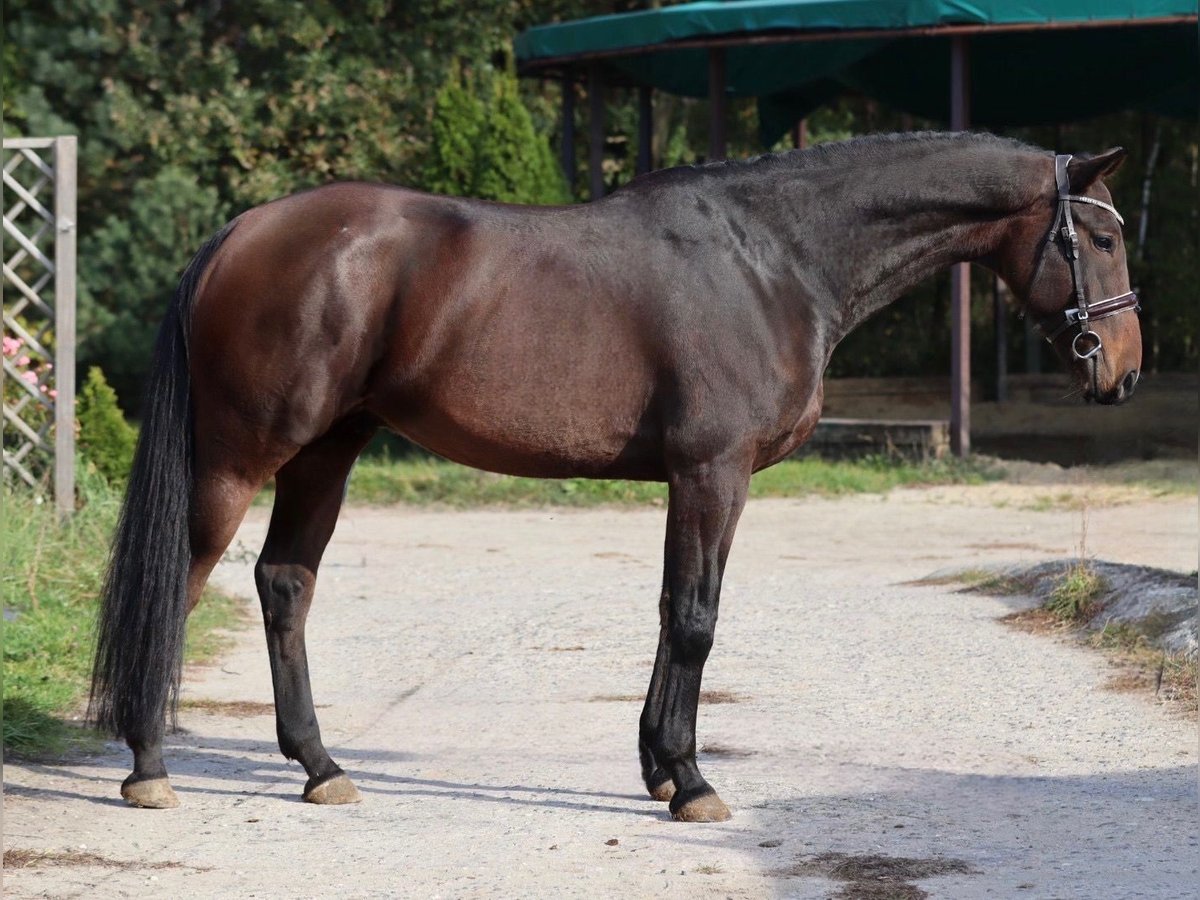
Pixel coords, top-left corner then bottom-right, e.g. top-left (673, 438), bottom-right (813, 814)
top-left (2, 848), bottom-right (185, 871)
top-left (177, 698), bottom-right (274, 717)
top-left (3, 470), bottom-right (247, 758)
top-left (908, 568), bottom-right (1031, 595)
top-left (185, 584), bottom-right (249, 664)
top-left (695, 864), bottom-right (725, 875)
top-left (324, 453), bottom-right (1002, 509)
top-left (1086, 460), bottom-right (1197, 496)
top-left (1024, 492), bottom-right (1089, 512)
top-left (1088, 622), bottom-right (1197, 713)
top-left (778, 852), bottom-right (975, 898)
top-left (1045, 562), bottom-right (1107, 622)
top-left (699, 742), bottom-right (756, 758)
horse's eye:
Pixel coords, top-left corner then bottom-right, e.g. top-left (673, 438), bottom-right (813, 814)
top-left (1092, 235), bottom-right (1115, 252)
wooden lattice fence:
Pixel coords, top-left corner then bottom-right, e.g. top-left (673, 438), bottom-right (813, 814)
top-left (2, 136), bottom-right (77, 516)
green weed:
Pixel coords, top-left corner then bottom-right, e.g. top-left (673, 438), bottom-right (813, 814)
top-left (1045, 562), bottom-right (1107, 622)
top-left (330, 453), bottom-right (1003, 509)
top-left (2, 469), bottom-right (245, 757)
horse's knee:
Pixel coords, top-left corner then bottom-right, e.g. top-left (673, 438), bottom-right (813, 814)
top-left (668, 616), bottom-right (714, 662)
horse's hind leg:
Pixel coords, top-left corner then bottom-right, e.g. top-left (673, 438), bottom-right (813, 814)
top-left (254, 416), bottom-right (376, 804)
top-left (122, 466), bottom-right (263, 809)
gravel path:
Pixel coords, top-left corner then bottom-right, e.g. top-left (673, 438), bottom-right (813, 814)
top-left (5, 487), bottom-right (1196, 898)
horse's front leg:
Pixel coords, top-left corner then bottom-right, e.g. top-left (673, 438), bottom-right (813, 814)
top-left (639, 578), bottom-right (676, 802)
top-left (255, 418), bottom-right (375, 804)
top-left (644, 457), bottom-right (750, 822)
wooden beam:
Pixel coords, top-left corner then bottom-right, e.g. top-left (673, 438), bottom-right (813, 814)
top-left (561, 71), bottom-right (576, 195)
top-left (707, 48), bottom-right (727, 161)
top-left (636, 85), bottom-right (653, 175)
top-left (53, 135), bottom-right (77, 518)
top-left (588, 64), bottom-right (605, 200)
top-left (949, 34), bottom-right (970, 456)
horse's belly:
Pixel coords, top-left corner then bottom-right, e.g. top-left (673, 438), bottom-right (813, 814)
top-left (373, 374), bottom-right (663, 480)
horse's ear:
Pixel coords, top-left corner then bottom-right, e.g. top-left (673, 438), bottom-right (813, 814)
top-left (1067, 148), bottom-right (1127, 192)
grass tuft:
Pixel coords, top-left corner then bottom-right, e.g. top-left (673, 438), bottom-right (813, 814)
top-left (322, 453), bottom-right (1003, 509)
top-left (1045, 561), bottom-right (1107, 622)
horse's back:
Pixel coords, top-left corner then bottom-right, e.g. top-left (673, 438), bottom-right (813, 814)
top-left (187, 185), bottom-right (669, 476)
top-left (188, 182), bottom-right (822, 479)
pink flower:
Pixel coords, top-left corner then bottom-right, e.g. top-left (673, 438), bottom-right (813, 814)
top-left (17, 355), bottom-right (31, 367)
top-left (2, 336), bottom-right (20, 357)
top-left (48, 389), bottom-right (58, 399)
top-left (21, 370), bottom-right (38, 385)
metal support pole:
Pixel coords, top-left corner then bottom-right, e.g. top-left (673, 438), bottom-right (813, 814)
top-left (636, 85), bottom-right (653, 175)
top-left (560, 72), bottom-right (576, 195)
top-left (588, 64), bottom-right (605, 201)
top-left (993, 273), bottom-right (1008, 403)
top-left (1024, 315), bottom-right (1042, 373)
top-left (792, 118), bottom-right (808, 150)
top-left (53, 135), bottom-right (77, 517)
top-left (949, 35), bottom-right (970, 456)
top-left (707, 48), bottom-right (727, 161)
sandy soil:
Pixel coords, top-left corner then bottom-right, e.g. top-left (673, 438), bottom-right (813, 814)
top-left (5, 485), bottom-right (1197, 899)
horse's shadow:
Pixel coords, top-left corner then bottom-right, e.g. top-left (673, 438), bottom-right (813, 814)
top-left (9, 733), bottom-right (659, 816)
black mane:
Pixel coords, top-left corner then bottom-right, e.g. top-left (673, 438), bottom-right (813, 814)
top-left (621, 130), bottom-right (1045, 194)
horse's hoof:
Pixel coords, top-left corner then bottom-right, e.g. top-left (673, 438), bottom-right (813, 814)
top-left (647, 773), bottom-right (676, 802)
top-left (671, 792), bottom-right (731, 823)
top-left (121, 777), bottom-right (180, 809)
top-left (303, 773), bottom-right (361, 805)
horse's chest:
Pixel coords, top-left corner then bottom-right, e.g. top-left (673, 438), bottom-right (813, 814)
top-left (754, 384), bottom-right (825, 469)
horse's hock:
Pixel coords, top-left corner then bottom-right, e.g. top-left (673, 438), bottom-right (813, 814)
top-left (2, 135), bottom-right (77, 516)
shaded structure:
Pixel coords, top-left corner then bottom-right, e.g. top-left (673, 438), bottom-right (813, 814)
top-left (516, 0), bottom-right (1198, 455)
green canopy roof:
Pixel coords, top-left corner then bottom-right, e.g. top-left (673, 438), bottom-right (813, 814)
top-left (515, 1), bottom-right (1198, 143)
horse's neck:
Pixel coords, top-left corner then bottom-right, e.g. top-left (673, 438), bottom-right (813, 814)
top-left (754, 143), bottom-right (1042, 339)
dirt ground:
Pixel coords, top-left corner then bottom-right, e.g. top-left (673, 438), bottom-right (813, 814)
top-left (4, 484), bottom-right (1197, 899)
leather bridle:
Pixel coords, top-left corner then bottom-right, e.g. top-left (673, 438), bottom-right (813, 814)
top-left (1033, 154), bottom-right (1140, 363)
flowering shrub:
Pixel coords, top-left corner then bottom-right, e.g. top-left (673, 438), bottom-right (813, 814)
top-left (2, 330), bottom-right (58, 483)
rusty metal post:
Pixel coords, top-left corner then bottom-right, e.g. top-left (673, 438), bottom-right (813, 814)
top-left (588, 64), bottom-right (605, 200)
top-left (707, 48), bottom-right (727, 161)
top-left (636, 85), bottom-right (653, 175)
top-left (561, 71), bottom-right (576, 195)
top-left (793, 118), bottom-right (808, 150)
top-left (993, 273), bottom-right (1008, 403)
top-left (949, 35), bottom-right (971, 456)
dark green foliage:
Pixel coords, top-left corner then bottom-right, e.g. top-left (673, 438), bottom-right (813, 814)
top-left (79, 169), bottom-right (227, 406)
top-left (76, 367), bottom-right (136, 485)
top-left (5, 2), bottom-right (1194, 399)
top-left (4, 0), bottom-right (586, 412)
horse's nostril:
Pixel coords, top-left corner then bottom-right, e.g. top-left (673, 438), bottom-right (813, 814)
top-left (1122, 370), bottom-right (1139, 396)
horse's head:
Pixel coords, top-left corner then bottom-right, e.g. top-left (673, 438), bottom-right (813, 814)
top-left (999, 148), bottom-right (1141, 405)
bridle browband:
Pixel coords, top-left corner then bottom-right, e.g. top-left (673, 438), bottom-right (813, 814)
top-left (1034, 154), bottom-right (1140, 362)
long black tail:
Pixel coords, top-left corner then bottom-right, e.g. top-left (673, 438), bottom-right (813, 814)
top-left (89, 220), bottom-right (238, 739)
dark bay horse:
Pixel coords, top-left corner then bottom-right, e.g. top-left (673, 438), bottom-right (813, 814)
top-left (91, 132), bottom-right (1141, 821)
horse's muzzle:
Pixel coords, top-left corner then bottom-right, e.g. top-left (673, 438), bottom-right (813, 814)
top-left (1091, 368), bottom-right (1139, 406)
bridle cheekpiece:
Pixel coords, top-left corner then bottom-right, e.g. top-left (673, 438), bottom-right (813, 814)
top-left (1035, 154), bottom-right (1140, 361)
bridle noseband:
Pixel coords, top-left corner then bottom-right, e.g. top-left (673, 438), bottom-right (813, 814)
top-left (1034, 154), bottom-right (1140, 362)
